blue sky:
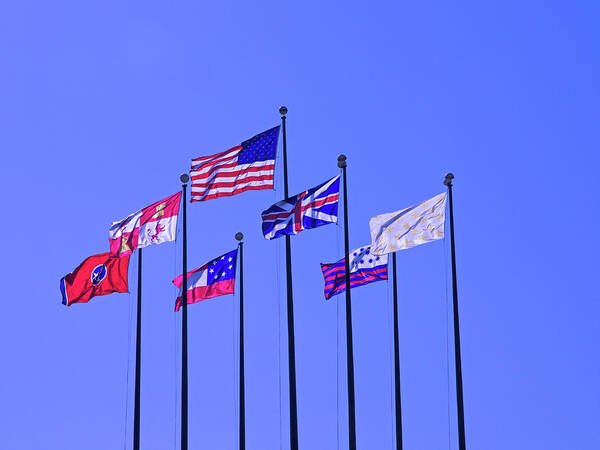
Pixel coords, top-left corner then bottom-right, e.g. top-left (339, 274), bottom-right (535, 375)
top-left (1, 1), bottom-right (599, 449)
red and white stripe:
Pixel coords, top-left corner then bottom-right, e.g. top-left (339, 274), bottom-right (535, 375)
top-left (190, 146), bottom-right (275, 202)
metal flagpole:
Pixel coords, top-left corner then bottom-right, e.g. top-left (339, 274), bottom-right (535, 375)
top-left (337, 154), bottom-right (356, 450)
top-left (180, 174), bottom-right (189, 450)
top-left (391, 253), bottom-right (403, 450)
top-left (133, 248), bottom-right (142, 450)
top-left (235, 232), bottom-right (245, 450)
top-left (444, 173), bottom-right (466, 450)
top-left (279, 106), bottom-right (299, 450)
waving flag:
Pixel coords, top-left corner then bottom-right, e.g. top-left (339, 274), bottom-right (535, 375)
top-left (320, 246), bottom-right (388, 300)
top-left (190, 126), bottom-right (280, 202)
top-left (109, 192), bottom-right (182, 257)
top-left (173, 249), bottom-right (238, 311)
top-left (369, 192), bottom-right (447, 255)
top-left (261, 175), bottom-right (340, 240)
top-left (61, 253), bottom-right (130, 306)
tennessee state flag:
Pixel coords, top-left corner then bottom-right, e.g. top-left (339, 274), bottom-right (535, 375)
top-left (61, 253), bottom-right (130, 306)
top-left (109, 192), bottom-right (182, 257)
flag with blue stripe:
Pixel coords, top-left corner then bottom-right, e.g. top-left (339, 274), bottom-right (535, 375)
top-left (261, 175), bottom-right (340, 240)
top-left (320, 246), bottom-right (388, 300)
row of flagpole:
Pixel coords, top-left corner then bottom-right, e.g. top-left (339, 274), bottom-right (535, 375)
top-left (445, 172), bottom-right (467, 450)
top-left (126, 107), bottom-right (466, 450)
top-left (236, 232), bottom-right (245, 450)
top-left (391, 252), bottom-right (403, 450)
top-left (338, 154), bottom-right (357, 450)
top-left (134, 249), bottom-right (142, 450)
top-left (279, 106), bottom-right (300, 450)
top-left (180, 173), bottom-right (189, 450)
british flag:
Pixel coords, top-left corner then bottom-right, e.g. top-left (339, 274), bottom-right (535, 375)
top-left (261, 175), bottom-right (340, 240)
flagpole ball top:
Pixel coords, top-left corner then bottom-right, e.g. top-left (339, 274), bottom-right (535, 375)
top-left (444, 172), bottom-right (454, 186)
top-left (180, 173), bottom-right (190, 184)
top-left (235, 232), bottom-right (244, 241)
top-left (337, 154), bottom-right (347, 168)
top-left (279, 106), bottom-right (288, 116)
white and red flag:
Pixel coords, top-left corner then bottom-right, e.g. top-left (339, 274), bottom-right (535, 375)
top-left (172, 249), bottom-right (238, 311)
top-left (109, 192), bottom-right (182, 257)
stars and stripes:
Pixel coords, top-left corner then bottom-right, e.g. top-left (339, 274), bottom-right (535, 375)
top-left (190, 126), bottom-right (280, 202)
top-left (261, 175), bottom-right (340, 240)
top-left (320, 246), bottom-right (388, 300)
top-left (172, 249), bottom-right (238, 311)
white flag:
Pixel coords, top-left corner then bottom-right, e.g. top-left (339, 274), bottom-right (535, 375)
top-left (369, 192), bottom-right (447, 255)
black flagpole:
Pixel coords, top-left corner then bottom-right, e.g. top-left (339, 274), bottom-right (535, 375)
top-left (180, 174), bottom-right (189, 450)
top-left (337, 154), bottom-right (356, 450)
top-left (391, 252), bottom-right (403, 450)
top-left (235, 232), bottom-right (245, 450)
top-left (444, 173), bottom-right (466, 450)
top-left (279, 106), bottom-right (299, 450)
top-left (133, 248), bottom-right (142, 450)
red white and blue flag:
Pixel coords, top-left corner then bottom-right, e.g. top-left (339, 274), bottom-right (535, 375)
top-left (172, 249), bottom-right (238, 311)
top-left (61, 253), bottom-right (130, 306)
top-left (108, 192), bottom-right (182, 257)
top-left (261, 175), bottom-right (340, 240)
top-left (190, 126), bottom-right (280, 202)
top-left (320, 246), bottom-right (388, 300)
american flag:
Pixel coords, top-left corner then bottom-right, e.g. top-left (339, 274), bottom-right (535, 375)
top-left (320, 246), bottom-right (388, 300)
top-left (261, 175), bottom-right (340, 240)
top-left (190, 126), bottom-right (280, 202)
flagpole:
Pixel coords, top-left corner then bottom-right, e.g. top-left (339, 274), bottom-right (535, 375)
top-left (133, 248), bottom-right (142, 450)
top-left (180, 174), bottom-right (189, 450)
top-left (337, 154), bottom-right (356, 450)
top-left (235, 232), bottom-right (245, 450)
top-left (391, 252), bottom-right (403, 450)
top-left (279, 106), bottom-right (299, 450)
top-left (444, 173), bottom-right (466, 450)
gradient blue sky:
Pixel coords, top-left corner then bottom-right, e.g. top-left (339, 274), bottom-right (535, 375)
top-left (1, 1), bottom-right (599, 449)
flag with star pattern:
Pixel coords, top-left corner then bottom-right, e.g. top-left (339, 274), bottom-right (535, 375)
top-left (190, 126), bottom-right (280, 202)
top-left (320, 245), bottom-right (388, 300)
top-left (172, 249), bottom-right (238, 311)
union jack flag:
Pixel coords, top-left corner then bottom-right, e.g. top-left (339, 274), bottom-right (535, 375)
top-left (261, 175), bottom-right (340, 240)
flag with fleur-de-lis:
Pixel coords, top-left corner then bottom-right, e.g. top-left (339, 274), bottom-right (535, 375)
top-left (369, 192), bottom-right (447, 255)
